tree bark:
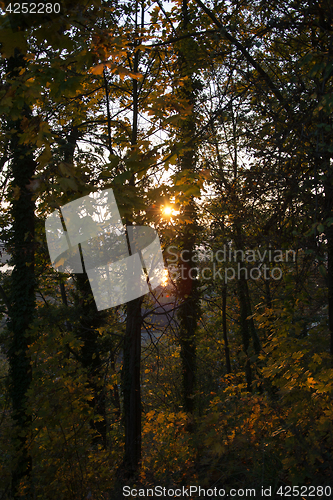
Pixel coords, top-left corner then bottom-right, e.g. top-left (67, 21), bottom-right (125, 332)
top-left (324, 172), bottom-right (333, 362)
top-left (222, 285), bottom-right (231, 374)
top-left (74, 273), bottom-right (107, 447)
top-left (123, 297), bottom-right (143, 474)
top-left (178, 204), bottom-right (198, 413)
top-left (237, 276), bottom-right (252, 392)
top-left (122, 1), bottom-right (144, 474)
top-left (175, 0), bottom-right (200, 416)
top-left (7, 50), bottom-right (36, 499)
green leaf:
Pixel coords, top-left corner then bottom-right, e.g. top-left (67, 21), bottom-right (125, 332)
top-left (319, 264), bottom-right (327, 278)
top-left (58, 177), bottom-right (78, 192)
top-left (0, 28), bottom-right (27, 58)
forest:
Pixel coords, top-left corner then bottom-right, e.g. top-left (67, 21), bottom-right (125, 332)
top-left (0, 0), bottom-right (333, 498)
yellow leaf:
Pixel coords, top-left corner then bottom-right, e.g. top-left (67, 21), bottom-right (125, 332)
top-left (90, 64), bottom-right (105, 75)
top-left (54, 257), bottom-right (65, 268)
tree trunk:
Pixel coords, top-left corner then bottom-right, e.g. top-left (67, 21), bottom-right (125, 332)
top-left (222, 285), bottom-right (231, 374)
top-left (175, 0), bottom-right (200, 416)
top-left (122, 2), bottom-right (144, 474)
top-left (178, 204), bottom-right (198, 413)
top-left (324, 173), bottom-right (333, 362)
top-left (61, 125), bottom-right (108, 446)
top-left (123, 297), bottom-right (143, 474)
top-left (237, 276), bottom-right (252, 392)
top-left (7, 51), bottom-right (36, 499)
top-left (74, 273), bottom-right (107, 447)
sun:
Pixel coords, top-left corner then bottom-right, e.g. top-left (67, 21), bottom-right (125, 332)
top-left (161, 204), bottom-right (179, 219)
top-left (163, 206), bottom-right (173, 216)
top-left (161, 268), bottom-right (169, 286)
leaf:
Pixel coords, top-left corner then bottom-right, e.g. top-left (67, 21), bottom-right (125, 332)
top-left (319, 264), bottom-right (327, 278)
top-left (306, 377), bottom-right (316, 389)
top-left (163, 114), bottom-right (182, 126)
top-left (163, 153), bottom-right (177, 170)
top-left (54, 257), bottom-right (65, 268)
top-left (90, 64), bottom-right (106, 75)
top-left (183, 184), bottom-right (201, 197)
top-left (59, 177), bottom-right (78, 192)
top-left (113, 170), bottom-right (132, 184)
top-left (0, 28), bottom-right (27, 58)
top-left (90, 62), bottom-right (142, 80)
top-left (58, 162), bottom-right (74, 176)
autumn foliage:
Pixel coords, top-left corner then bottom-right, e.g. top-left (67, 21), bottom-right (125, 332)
top-left (0, 0), bottom-right (333, 498)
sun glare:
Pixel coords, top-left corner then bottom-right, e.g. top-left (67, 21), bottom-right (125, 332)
top-left (161, 268), bottom-right (169, 286)
top-left (163, 206), bottom-right (173, 216)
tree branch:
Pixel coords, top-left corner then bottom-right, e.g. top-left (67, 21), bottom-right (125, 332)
top-left (194, 0), bottom-right (289, 112)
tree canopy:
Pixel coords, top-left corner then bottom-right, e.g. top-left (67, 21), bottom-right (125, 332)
top-left (0, 0), bottom-right (332, 498)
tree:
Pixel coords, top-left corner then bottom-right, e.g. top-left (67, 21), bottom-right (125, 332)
top-left (193, 0), bottom-right (333, 359)
top-left (172, 0), bottom-right (202, 415)
top-left (1, 0), bottom-right (333, 495)
top-left (6, 48), bottom-right (36, 498)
